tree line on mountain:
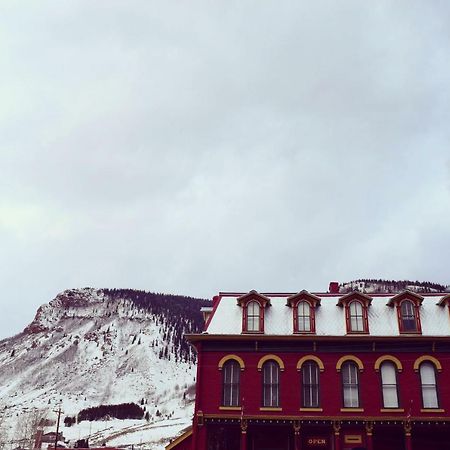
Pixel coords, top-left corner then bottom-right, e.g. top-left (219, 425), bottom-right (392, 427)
top-left (341, 279), bottom-right (448, 293)
top-left (101, 288), bottom-right (211, 363)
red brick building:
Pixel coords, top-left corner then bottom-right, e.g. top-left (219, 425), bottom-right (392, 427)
top-left (170, 287), bottom-right (450, 450)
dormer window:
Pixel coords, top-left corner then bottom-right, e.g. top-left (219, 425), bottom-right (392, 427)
top-left (387, 291), bottom-right (423, 334)
top-left (237, 291), bottom-right (271, 334)
top-left (246, 301), bottom-right (261, 332)
top-left (348, 301), bottom-right (364, 332)
top-left (297, 301), bottom-right (312, 332)
top-left (400, 300), bottom-right (417, 332)
top-left (337, 292), bottom-right (371, 334)
top-left (287, 291), bottom-right (321, 334)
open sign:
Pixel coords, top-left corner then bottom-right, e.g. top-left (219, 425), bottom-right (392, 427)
top-left (306, 437), bottom-right (328, 447)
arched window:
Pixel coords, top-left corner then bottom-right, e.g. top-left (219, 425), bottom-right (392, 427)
top-left (302, 361), bottom-right (320, 408)
top-left (420, 362), bottom-right (439, 408)
top-left (342, 361), bottom-right (360, 408)
top-left (380, 362), bottom-right (399, 408)
top-left (349, 301), bottom-right (364, 332)
top-left (297, 301), bottom-right (312, 332)
top-left (262, 361), bottom-right (280, 407)
top-left (222, 360), bottom-right (240, 407)
top-left (246, 301), bottom-right (261, 332)
top-left (400, 300), bottom-right (417, 332)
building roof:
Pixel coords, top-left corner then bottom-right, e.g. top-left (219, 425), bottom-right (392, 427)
top-left (205, 291), bottom-right (450, 337)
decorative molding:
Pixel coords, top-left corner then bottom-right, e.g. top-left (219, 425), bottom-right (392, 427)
top-left (257, 354), bottom-right (285, 371)
top-left (218, 354), bottom-right (245, 370)
top-left (296, 355), bottom-right (325, 372)
top-left (374, 355), bottom-right (403, 372)
top-left (259, 407), bottom-right (283, 411)
top-left (380, 408), bottom-right (404, 413)
top-left (413, 355), bottom-right (442, 372)
top-left (300, 408), bottom-right (323, 412)
top-left (336, 355), bottom-right (364, 372)
top-left (340, 408), bottom-right (364, 412)
top-left (219, 406), bottom-right (242, 411)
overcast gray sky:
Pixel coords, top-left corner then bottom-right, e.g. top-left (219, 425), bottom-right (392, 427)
top-left (1, 1), bottom-right (450, 339)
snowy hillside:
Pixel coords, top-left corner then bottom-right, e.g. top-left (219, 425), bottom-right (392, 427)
top-left (0, 288), bottom-right (209, 450)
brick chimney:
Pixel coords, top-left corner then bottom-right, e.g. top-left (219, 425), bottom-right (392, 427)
top-left (329, 282), bottom-right (340, 294)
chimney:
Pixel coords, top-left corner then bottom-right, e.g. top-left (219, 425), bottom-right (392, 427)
top-left (329, 282), bottom-right (340, 294)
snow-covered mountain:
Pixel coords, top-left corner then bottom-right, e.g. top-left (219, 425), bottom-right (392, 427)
top-left (0, 288), bottom-right (209, 450)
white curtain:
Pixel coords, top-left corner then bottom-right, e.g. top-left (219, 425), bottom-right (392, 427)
top-left (381, 362), bottom-right (398, 408)
top-left (420, 363), bottom-right (439, 408)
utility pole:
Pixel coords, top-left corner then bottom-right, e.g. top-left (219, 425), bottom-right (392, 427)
top-left (53, 405), bottom-right (63, 450)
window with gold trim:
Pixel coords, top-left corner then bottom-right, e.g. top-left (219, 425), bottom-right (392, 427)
top-left (301, 361), bottom-right (320, 408)
top-left (222, 360), bottom-right (240, 407)
top-left (380, 362), bottom-right (399, 408)
top-left (342, 361), bottom-right (360, 408)
top-left (262, 361), bottom-right (280, 407)
top-left (420, 362), bottom-right (439, 409)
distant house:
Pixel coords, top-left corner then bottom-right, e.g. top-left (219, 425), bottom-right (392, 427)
top-left (168, 286), bottom-right (450, 450)
top-left (40, 432), bottom-right (64, 444)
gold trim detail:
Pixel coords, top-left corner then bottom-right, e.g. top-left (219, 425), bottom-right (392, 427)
top-left (218, 354), bottom-right (245, 370)
top-left (336, 355), bottom-right (364, 372)
top-left (374, 355), bottom-right (403, 372)
top-left (165, 428), bottom-right (192, 450)
top-left (257, 354), bottom-right (285, 371)
top-left (420, 408), bottom-right (445, 413)
top-left (413, 355), bottom-right (442, 372)
top-left (259, 407), bottom-right (283, 411)
top-left (380, 408), bottom-right (404, 413)
top-left (296, 355), bottom-right (325, 372)
top-left (340, 408), bottom-right (364, 412)
top-left (219, 406), bottom-right (242, 411)
top-left (299, 408), bottom-right (323, 412)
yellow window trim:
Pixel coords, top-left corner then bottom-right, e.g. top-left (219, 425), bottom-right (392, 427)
top-left (260, 407), bottom-right (282, 411)
top-left (374, 355), bottom-right (403, 372)
top-left (299, 407), bottom-right (323, 412)
top-left (219, 406), bottom-right (242, 411)
top-left (380, 408), bottom-right (404, 413)
top-left (413, 355), bottom-right (442, 372)
top-left (340, 408), bottom-right (364, 412)
top-left (336, 355), bottom-right (364, 372)
top-left (257, 354), bottom-right (285, 371)
top-left (296, 355), bottom-right (325, 372)
top-left (218, 354), bottom-right (245, 370)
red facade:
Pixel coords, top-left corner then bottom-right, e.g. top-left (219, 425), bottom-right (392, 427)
top-left (180, 290), bottom-right (450, 450)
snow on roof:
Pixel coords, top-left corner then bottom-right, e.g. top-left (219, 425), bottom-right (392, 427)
top-left (205, 293), bottom-right (450, 337)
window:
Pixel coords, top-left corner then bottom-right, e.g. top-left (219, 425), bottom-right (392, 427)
top-left (339, 294), bottom-right (370, 334)
top-left (287, 291), bottom-right (320, 334)
top-left (222, 360), bottom-right (240, 407)
top-left (400, 300), bottom-right (417, 332)
top-left (420, 362), bottom-right (439, 408)
top-left (238, 291), bottom-right (270, 333)
top-left (302, 361), bottom-right (320, 408)
top-left (246, 301), bottom-right (261, 332)
top-left (297, 301), bottom-right (312, 332)
top-left (348, 301), bottom-right (364, 332)
top-left (380, 362), bottom-right (399, 408)
top-left (342, 361), bottom-right (360, 408)
top-left (262, 361), bottom-right (280, 407)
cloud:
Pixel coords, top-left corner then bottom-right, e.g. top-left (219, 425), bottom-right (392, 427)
top-left (1, 0), bottom-right (450, 338)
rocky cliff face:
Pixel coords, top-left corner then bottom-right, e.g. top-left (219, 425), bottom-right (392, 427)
top-left (0, 288), bottom-right (209, 450)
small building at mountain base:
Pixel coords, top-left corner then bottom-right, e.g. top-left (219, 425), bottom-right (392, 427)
top-left (169, 286), bottom-right (450, 450)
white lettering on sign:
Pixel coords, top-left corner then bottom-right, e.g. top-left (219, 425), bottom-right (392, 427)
top-left (307, 437), bottom-right (327, 446)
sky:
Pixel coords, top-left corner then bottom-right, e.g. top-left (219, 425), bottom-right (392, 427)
top-left (1, 1), bottom-right (450, 339)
